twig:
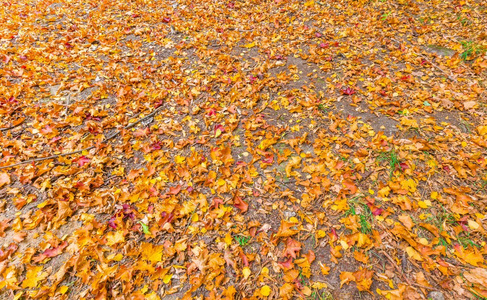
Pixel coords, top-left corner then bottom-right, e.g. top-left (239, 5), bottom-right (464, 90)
top-left (380, 250), bottom-right (413, 286)
top-left (0, 124), bottom-right (21, 132)
top-left (0, 105), bottom-right (165, 170)
top-left (419, 54), bottom-right (458, 82)
top-left (0, 147), bottom-right (95, 170)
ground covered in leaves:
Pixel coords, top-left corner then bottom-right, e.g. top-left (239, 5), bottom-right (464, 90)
top-left (1, 0), bottom-right (487, 299)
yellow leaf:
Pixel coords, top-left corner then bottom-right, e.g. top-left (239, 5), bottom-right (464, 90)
top-left (260, 285), bottom-right (271, 297)
top-left (141, 243), bottom-right (163, 262)
top-left (106, 231), bottom-right (125, 246)
top-left (316, 229), bottom-right (326, 238)
top-left (163, 274), bottom-right (172, 284)
top-left (242, 267), bottom-right (251, 279)
top-left (468, 220), bottom-right (480, 230)
top-left (400, 117), bottom-right (418, 128)
top-left (58, 286), bottom-right (69, 294)
top-left (175, 155), bottom-right (185, 164)
top-left (477, 126), bottom-right (487, 136)
top-left (319, 261), bottom-right (330, 275)
top-left (21, 266), bottom-right (43, 288)
top-left (406, 247), bottom-right (423, 261)
top-left (311, 282), bottom-right (327, 289)
top-left (378, 186), bottom-right (391, 197)
top-left (430, 191), bottom-right (438, 200)
top-left (112, 253), bottom-right (124, 261)
top-left (224, 233), bottom-right (233, 246)
top-left (302, 286), bottom-right (312, 296)
top-left (243, 41), bottom-right (256, 48)
top-left (279, 283), bottom-right (294, 299)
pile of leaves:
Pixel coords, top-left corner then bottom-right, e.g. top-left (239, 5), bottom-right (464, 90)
top-left (0, 0), bottom-right (486, 299)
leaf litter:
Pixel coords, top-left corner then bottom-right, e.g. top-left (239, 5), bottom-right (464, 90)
top-left (0, 0), bottom-right (487, 299)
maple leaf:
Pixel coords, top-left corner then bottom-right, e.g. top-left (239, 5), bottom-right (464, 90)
top-left (77, 156), bottom-right (90, 167)
top-left (339, 271), bottom-right (355, 288)
top-left (279, 283), bottom-right (294, 300)
top-left (106, 231), bottom-right (125, 246)
top-left (340, 268), bottom-right (374, 291)
top-left (341, 87), bottom-right (356, 95)
top-left (285, 156), bottom-right (301, 178)
top-left (283, 238), bottom-right (301, 258)
top-left (343, 180), bottom-right (357, 194)
top-left (134, 127), bottom-right (150, 137)
top-left (274, 220), bottom-right (300, 239)
top-left (21, 266), bottom-right (44, 288)
top-left (353, 268), bottom-right (374, 291)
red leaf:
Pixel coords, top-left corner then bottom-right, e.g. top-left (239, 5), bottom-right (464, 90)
top-left (329, 228), bottom-right (338, 241)
top-left (262, 154), bottom-right (274, 164)
top-left (341, 87), bottom-right (356, 95)
top-left (372, 208), bottom-right (384, 216)
top-left (77, 156), bottom-right (90, 167)
top-left (32, 241), bottom-right (67, 263)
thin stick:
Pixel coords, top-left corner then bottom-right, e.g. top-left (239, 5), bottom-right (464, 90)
top-left (380, 250), bottom-right (412, 286)
top-left (0, 105), bottom-right (165, 170)
top-left (0, 123), bottom-right (22, 132)
top-left (419, 54), bottom-right (458, 83)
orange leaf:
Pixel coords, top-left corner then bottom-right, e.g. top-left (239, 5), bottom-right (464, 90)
top-left (0, 172), bottom-right (10, 188)
top-left (353, 251), bottom-right (369, 264)
top-left (398, 214), bottom-right (414, 231)
top-left (283, 238), bottom-right (301, 258)
top-left (233, 196), bottom-right (248, 213)
top-left (339, 271), bottom-right (355, 288)
top-left (275, 220), bottom-right (300, 239)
